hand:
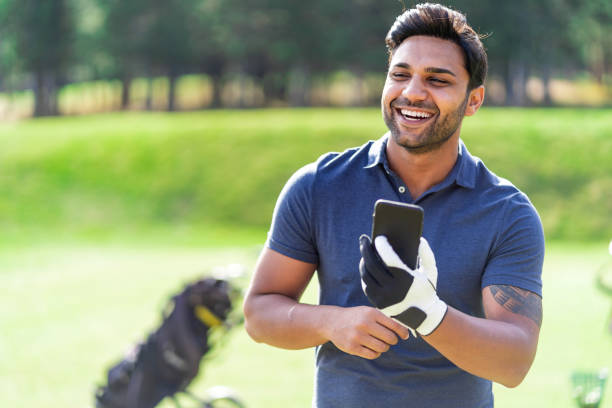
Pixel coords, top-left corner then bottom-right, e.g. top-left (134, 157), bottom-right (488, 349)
top-left (359, 235), bottom-right (447, 336)
top-left (325, 306), bottom-right (410, 359)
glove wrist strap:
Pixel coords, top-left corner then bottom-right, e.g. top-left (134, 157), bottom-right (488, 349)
top-left (416, 299), bottom-right (447, 336)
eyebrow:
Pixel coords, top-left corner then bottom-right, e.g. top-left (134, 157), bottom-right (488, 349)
top-left (392, 63), bottom-right (457, 77)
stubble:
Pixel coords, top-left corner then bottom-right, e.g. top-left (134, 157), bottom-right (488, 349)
top-left (383, 94), bottom-right (469, 154)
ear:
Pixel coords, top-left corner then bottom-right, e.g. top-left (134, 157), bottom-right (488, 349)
top-left (464, 85), bottom-right (485, 117)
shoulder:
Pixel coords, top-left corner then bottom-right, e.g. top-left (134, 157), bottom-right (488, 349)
top-left (275, 139), bottom-right (376, 210)
top-left (286, 139), bottom-right (377, 188)
top-left (314, 140), bottom-right (377, 174)
top-left (470, 157), bottom-right (545, 294)
top-left (466, 152), bottom-right (545, 249)
top-left (470, 155), bottom-right (540, 220)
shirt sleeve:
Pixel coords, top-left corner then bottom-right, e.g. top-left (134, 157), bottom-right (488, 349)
top-left (266, 162), bottom-right (319, 265)
top-left (481, 192), bottom-right (545, 297)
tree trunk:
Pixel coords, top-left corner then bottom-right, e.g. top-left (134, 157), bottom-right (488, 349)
top-left (237, 73), bottom-right (247, 109)
top-left (287, 65), bottom-right (310, 107)
top-left (167, 70), bottom-right (177, 112)
top-left (120, 75), bottom-right (131, 110)
top-left (33, 69), bottom-right (58, 117)
top-left (541, 64), bottom-right (553, 106)
top-left (262, 72), bottom-right (286, 107)
top-left (145, 77), bottom-right (153, 111)
top-left (506, 59), bottom-right (528, 106)
top-left (209, 74), bottom-right (222, 109)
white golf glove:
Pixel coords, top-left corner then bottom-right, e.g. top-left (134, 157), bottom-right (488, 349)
top-left (359, 235), bottom-right (447, 336)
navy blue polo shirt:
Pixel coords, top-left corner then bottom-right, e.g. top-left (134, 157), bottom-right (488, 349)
top-left (266, 134), bottom-right (544, 408)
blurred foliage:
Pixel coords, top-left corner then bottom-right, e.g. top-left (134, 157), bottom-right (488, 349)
top-left (0, 108), bottom-right (609, 241)
top-left (0, 0), bottom-right (610, 115)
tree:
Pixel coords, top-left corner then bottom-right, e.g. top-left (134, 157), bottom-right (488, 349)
top-left (140, 0), bottom-right (202, 111)
top-left (568, 0), bottom-right (612, 84)
top-left (457, 0), bottom-right (576, 106)
top-left (1, 0), bottom-right (74, 116)
top-left (190, 0), bottom-right (228, 108)
top-left (97, 0), bottom-right (152, 109)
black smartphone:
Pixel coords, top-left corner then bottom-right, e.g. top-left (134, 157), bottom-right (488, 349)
top-left (371, 199), bottom-right (424, 269)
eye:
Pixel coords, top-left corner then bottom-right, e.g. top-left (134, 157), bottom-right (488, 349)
top-left (391, 72), bottom-right (410, 80)
top-left (429, 77), bottom-right (449, 85)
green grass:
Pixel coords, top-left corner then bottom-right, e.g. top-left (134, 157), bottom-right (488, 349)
top-left (1, 240), bottom-right (611, 407)
top-left (0, 107), bottom-right (610, 242)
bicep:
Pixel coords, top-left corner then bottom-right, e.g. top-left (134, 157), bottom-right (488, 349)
top-left (482, 284), bottom-right (542, 336)
top-left (246, 247), bottom-right (317, 302)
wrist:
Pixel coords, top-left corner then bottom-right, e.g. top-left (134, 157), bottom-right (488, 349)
top-left (417, 298), bottom-right (448, 336)
top-left (311, 305), bottom-right (343, 343)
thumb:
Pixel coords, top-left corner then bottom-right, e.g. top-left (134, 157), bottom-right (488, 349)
top-left (418, 237), bottom-right (438, 286)
top-left (374, 236), bottom-right (409, 270)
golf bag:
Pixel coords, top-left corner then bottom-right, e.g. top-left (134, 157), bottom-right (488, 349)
top-left (95, 278), bottom-right (234, 408)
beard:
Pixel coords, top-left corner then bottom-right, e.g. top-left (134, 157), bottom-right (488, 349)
top-left (383, 94), bottom-right (469, 154)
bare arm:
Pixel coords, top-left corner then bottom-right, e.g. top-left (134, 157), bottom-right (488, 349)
top-left (243, 247), bottom-right (410, 359)
top-left (423, 285), bottom-right (542, 387)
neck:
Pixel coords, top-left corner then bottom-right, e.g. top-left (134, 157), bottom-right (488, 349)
top-left (386, 134), bottom-right (460, 199)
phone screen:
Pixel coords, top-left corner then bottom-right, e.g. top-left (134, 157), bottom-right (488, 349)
top-left (372, 199), bottom-right (424, 269)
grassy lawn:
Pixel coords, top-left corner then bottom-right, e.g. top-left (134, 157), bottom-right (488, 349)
top-left (1, 238), bottom-right (611, 408)
top-left (0, 107), bottom-right (610, 242)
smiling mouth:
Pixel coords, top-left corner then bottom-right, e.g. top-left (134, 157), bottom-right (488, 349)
top-left (398, 109), bottom-right (434, 122)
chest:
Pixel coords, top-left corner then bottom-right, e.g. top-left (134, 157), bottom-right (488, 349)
top-left (313, 182), bottom-right (500, 317)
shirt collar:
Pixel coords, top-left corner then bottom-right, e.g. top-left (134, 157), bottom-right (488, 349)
top-left (363, 133), bottom-right (389, 170)
top-left (364, 133), bottom-right (477, 189)
top-left (455, 140), bottom-right (477, 189)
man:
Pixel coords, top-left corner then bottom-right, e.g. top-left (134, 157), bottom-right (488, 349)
top-left (243, 3), bottom-right (544, 407)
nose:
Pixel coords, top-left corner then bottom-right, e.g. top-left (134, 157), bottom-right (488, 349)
top-left (401, 76), bottom-right (427, 102)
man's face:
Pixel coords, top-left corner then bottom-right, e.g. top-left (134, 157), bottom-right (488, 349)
top-left (381, 35), bottom-right (474, 154)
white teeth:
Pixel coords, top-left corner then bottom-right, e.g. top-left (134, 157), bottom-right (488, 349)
top-left (400, 109), bottom-right (432, 119)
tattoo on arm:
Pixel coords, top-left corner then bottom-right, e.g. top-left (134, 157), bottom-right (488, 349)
top-left (489, 285), bottom-right (543, 327)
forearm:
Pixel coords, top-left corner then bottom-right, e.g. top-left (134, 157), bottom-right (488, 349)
top-left (423, 306), bottom-right (539, 387)
top-left (243, 293), bottom-right (334, 349)
top-left (244, 248), bottom-right (410, 357)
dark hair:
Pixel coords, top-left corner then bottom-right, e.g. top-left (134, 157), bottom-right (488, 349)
top-left (385, 3), bottom-right (487, 90)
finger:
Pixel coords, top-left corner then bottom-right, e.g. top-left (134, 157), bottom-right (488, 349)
top-left (360, 259), bottom-right (385, 304)
top-left (359, 258), bottom-right (380, 288)
top-left (374, 236), bottom-right (410, 270)
top-left (376, 312), bottom-right (410, 340)
top-left (357, 346), bottom-right (381, 360)
top-left (360, 235), bottom-right (393, 284)
top-left (359, 333), bottom-right (392, 354)
top-left (369, 321), bottom-right (401, 346)
top-left (418, 237), bottom-right (438, 286)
